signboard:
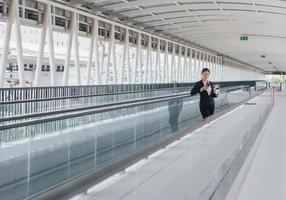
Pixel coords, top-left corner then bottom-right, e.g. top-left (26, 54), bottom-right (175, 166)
top-left (240, 35), bottom-right (248, 41)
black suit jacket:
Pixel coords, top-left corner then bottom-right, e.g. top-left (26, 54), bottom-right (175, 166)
top-left (190, 80), bottom-right (218, 106)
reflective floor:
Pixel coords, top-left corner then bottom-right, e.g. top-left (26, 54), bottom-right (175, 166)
top-left (0, 89), bottom-right (257, 200)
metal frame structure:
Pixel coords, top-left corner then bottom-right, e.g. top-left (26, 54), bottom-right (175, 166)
top-left (0, 0), bottom-right (264, 87)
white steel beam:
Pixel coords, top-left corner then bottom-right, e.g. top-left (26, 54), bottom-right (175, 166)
top-left (126, 30), bottom-right (131, 84)
top-left (171, 43), bottom-right (175, 82)
top-left (46, 5), bottom-right (56, 86)
top-left (193, 49), bottom-right (196, 82)
top-left (199, 51), bottom-right (203, 75)
top-left (164, 42), bottom-right (168, 83)
top-left (0, 0), bottom-right (15, 87)
top-left (94, 20), bottom-right (100, 85)
top-left (34, 4), bottom-right (49, 87)
top-left (14, 0), bottom-right (25, 87)
top-left (105, 28), bottom-right (112, 84)
top-left (155, 39), bottom-right (160, 83)
top-left (111, 24), bottom-right (117, 84)
top-left (72, 13), bottom-right (81, 85)
top-left (62, 13), bottom-right (74, 86)
top-left (183, 48), bottom-right (187, 82)
top-left (86, 19), bottom-right (96, 85)
top-left (189, 48), bottom-right (192, 82)
top-left (136, 33), bottom-right (142, 83)
top-left (147, 36), bottom-right (152, 83)
top-left (120, 28), bottom-right (128, 84)
top-left (196, 50), bottom-right (200, 80)
top-left (177, 46), bottom-right (181, 82)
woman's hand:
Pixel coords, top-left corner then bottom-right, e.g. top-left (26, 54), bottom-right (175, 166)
top-left (200, 85), bottom-right (209, 92)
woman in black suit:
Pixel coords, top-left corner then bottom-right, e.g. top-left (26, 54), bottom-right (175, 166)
top-left (191, 68), bottom-right (219, 119)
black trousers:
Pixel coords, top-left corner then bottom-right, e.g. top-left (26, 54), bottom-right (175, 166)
top-left (200, 104), bottom-right (215, 119)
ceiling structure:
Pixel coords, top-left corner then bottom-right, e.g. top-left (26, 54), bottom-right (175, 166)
top-left (63, 0), bottom-right (286, 73)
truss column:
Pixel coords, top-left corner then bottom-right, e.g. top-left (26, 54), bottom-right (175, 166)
top-left (94, 20), bottom-right (100, 85)
top-left (189, 48), bottom-right (192, 82)
top-left (177, 46), bottom-right (181, 82)
top-left (62, 13), bottom-right (74, 86)
top-left (14, 0), bottom-right (25, 87)
top-left (119, 28), bottom-right (128, 84)
top-left (111, 24), bottom-right (117, 84)
top-left (147, 36), bottom-right (152, 83)
top-left (138, 33), bottom-right (142, 83)
top-left (195, 50), bottom-right (199, 80)
top-left (171, 43), bottom-right (175, 82)
top-left (183, 48), bottom-right (187, 82)
top-left (34, 4), bottom-right (49, 87)
top-left (72, 13), bottom-right (81, 85)
top-left (86, 19), bottom-right (96, 85)
top-left (126, 30), bottom-right (131, 84)
top-left (0, 0), bottom-right (16, 87)
top-left (164, 42), bottom-right (168, 83)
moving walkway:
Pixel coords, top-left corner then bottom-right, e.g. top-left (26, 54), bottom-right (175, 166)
top-left (0, 81), bottom-right (265, 200)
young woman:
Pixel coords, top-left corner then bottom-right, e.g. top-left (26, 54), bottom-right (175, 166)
top-left (191, 68), bottom-right (219, 119)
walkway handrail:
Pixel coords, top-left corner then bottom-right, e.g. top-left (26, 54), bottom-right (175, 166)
top-left (0, 86), bottom-right (192, 105)
top-left (0, 83), bottom-right (191, 103)
top-left (0, 85), bottom-right (248, 130)
top-left (0, 81), bottom-right (260, 103)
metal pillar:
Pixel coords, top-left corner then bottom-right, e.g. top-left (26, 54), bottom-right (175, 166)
top-left (196, 50), bottom-right (199, 80)
top-left (86, 19), bottom-right (96, 85)
top-left (126, 30), bottom-right (131, 84)
top-left (164, 42), bottom-right (168, 83)
top-left (14, 0), bottom-right (25, 87)
top-left (171, 43), bottom-right (175, 82)
top-left (177, 46), bottom-right (181, 82)
top-left (183, 48), bottom-right (187, 82)
top-left (94, 20), bottom-right (100, 85)
top-left (155, 39), bottom-right (160, 83)
top-left (119, 28), bottom-right (128, 84)
top-left (199, 51), bottom-right (203, 76)
top-left (45, 5), bottom-right (56, 86)
top-left (189, 48), bottom-right (192, 82)
top-left (72, 13), bottom-right (81, 85)
top-left (34, 4), bottom-right (49, 87)
top-left (137, 33), bottom-right (142, 83)
top-left (147, 36), bottom-right (152, 83)
top-left (111, 24), bottom-right (117, 84)
top-left (0, 0), bottom-right (16, 87)
top-left (62, 13), bottom-right (74, 86)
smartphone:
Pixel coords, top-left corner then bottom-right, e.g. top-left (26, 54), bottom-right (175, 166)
top-left (215, 84), bottom-right (220, 94)
top-left (206, 82), bottom-right (210, 87)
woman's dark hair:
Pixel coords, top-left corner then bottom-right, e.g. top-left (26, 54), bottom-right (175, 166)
top-left (201, 68), bottom-right (210, 74)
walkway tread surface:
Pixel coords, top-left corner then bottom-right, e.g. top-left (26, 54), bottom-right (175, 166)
top-left (231, 92), bottom-right (286, 200)
top-left (83, 94), bottom-right (270, 200)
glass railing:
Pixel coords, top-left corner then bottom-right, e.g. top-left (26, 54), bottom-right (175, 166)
top-left (0, 86), bottom-right (191, 120)
top-left (0, 83), bottom-right (190, 103)
top-left (0, 84), bottom-right (265, 200)
top-left (0, 81), bottom-right (263, 122)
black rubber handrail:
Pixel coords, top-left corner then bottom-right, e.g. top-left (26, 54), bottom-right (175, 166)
top-left (0, 85), bottom-right (247, 130)
top-left (0, 86), bottom-right (192, 105)
top-left (0, 92), bottom-right (190, 123)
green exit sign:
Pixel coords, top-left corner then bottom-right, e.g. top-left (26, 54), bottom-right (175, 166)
top-left (240, 35), bottom-right (248, 41)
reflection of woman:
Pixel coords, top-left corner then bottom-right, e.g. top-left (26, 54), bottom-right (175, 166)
top-left (191, 68), bottom-right (219, 119)
top-left (168, 98), bottom-right (183, 132)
